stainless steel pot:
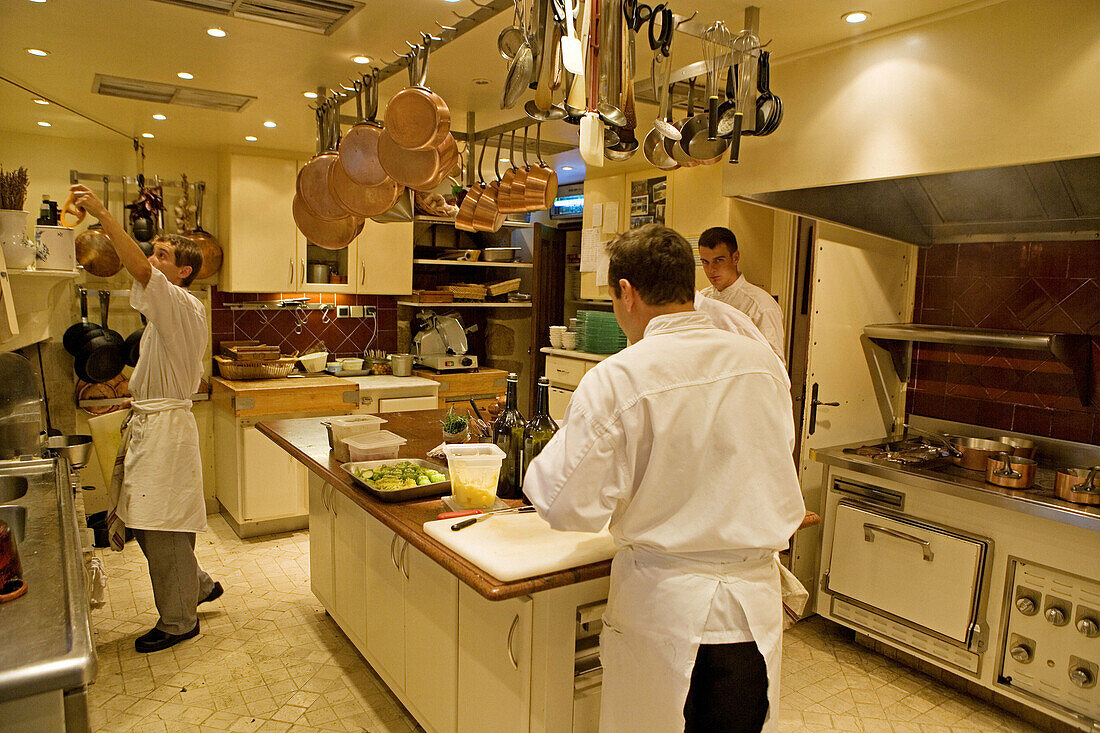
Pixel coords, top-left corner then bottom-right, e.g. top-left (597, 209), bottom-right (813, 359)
top-left (390, 354), bottom-right (414, 377)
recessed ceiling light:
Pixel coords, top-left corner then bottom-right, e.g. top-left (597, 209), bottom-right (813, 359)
top-left (263, 121), bottom-right (277, 128)
top-left (152, 113), bottom-right (167, 120)
top-left (26, 48), bottom-right (49, 57)
top-left (245, 136), bottom-right (258, 142)
top-left (352, 55), bottom-right (371, 65)
top-left (472, 78), bottom-right (490, 86)
top-left (29, 0), bottom-right (48, 4)
top-left (562, 166), bottom-right (574, 171)
top-left (207, 27), bottom-right (227, 37)
top-left (142, 132), bottom-right (155, 138)
top-left (843, 10), bottom-right (870, 23)
top-left (37, 121), bottom-right (51, 127)
top-left (499, 158), bottom-right (510, 163)
top-left (303, 91), bottom-right (318, 99)
top-left (443, 0), bottom-right (461, 3)
top-left (177, 71), bottom-right (194, 80)
top-left (33, 98), bottom-right (49, 105)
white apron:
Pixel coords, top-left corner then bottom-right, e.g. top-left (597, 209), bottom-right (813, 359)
top-left (599, 546), bottom-right (783, 733)
top-left (118, 397), bottom-right (206, 533)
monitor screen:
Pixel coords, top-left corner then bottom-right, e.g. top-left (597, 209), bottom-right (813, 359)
top-left (549, 194), bottom-right (584, 219)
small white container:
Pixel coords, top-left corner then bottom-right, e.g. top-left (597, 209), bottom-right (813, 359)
top-left (341, 357), bottom-right (364, 372)
top-left (326, 361), bottom-right (342, 372)
top-left (561, 332), bottom-right (577, 350)
top-left (34, 226), bottom-right (75, 271)
top-left (299, 351), bottom-right (328, 373)
top-left (442, 443), bottom-right (505, 509)
top-left (328, 415), bottom-right (387, 461)
top-left (344, 430), bottom-right (407, 462)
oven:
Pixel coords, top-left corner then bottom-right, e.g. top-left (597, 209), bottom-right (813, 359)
top-left (572, 599), bottom-right (606, 733)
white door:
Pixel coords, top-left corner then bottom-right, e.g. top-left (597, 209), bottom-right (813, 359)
top-left (404, 546), bottom-right (459, 733)
top-left (306, 477), bottom-right (335, 610)
top-left (333, 489), bottom-right (367, 651)
top-left (222, 155), bottom-right (299, 292)
top-left (457, 587), bottom-right (532, 733)
top-left (793, 222), bottom-right (916, 603)
top-left (241, 423), bottom-right (307, 521)
top-left (364, 518), bottom-right (407, 689)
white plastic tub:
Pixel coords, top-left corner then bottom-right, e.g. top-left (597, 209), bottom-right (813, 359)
top-left (327, 415), bottom-right (387, 461)
top-left (442, 443), bottom-right (505, 509)
top-left (344, 430), bottom-right (407, 462)
top-left (299, 351), bottom-right (328, 373)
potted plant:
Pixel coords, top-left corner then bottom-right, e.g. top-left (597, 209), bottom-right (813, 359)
top-left (440, 407), bottom-right (470, 443)
top-left (0, 167), bottom-right (35, 269)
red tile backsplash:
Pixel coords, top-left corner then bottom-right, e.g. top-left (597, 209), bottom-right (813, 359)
top-left (907, 240), bottom-right (1099, 445)
top-left (211, 289), bottom-right (400, 359)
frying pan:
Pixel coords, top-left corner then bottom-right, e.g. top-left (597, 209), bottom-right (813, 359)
top-left (680, 30), bottom-right (729, 161)
top-left (747, 51), bottom-right (782, 137)
top-left (74, 291), bottom-right (125, 384)
top-left (385, 39), bottom-right (451, 151)
top-left (296, 103), bottom-right (350, 221)
top-left (329, 161), bottom-right (405, 218)
top-left (642, 83), bottom-right (680, 170)
top-left (666, 78), bottom-right (700, 167)
top-left (123, 315), bottom-right (145, 368)
top-left (292, 194), bottom-right (363, 250)
top-left (63, 289), bottom-right (103, 355)
top-left (338, 74), bottom-right (391, 187)
top-left (73, 179), bottom-right (123, 278)
top-left (188, 182), bottom-right (222, 279)
top-left (378, 127), bottom-right (458, 192)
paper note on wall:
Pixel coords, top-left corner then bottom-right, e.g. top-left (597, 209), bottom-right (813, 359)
top-left (595, 238), bottom-right (610, 286)
top-left (588, 203), bottom-right (603, 228)
top-left (603, 202), bottom-right (619, 234)
top-left (580, 228), bottom-right (601, 272)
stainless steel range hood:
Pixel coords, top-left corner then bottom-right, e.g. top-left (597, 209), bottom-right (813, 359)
top-left (740, 155), bottom-right (1100, 245)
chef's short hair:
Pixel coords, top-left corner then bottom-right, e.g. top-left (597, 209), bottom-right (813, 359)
top-left (155, 234), bottom-right (203, 287)
top-left (606, 224), bottom-right (695, 305)
top-left (698, 226), bottom-right (738, 254)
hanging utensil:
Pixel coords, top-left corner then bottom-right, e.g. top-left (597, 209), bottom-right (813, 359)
top-left (731, 26), bottom-right (762, 136)
top-left (523, 123), bottom-right (558, 210)
top-left (455, 137), bottom-right (490, 232)
top-left (188, 182), bottom-right (222, 279)
top-left (560, 0), bottom-right (583, 73)
top-left (605, 10), bottom-right (638, 161)
top-left (680, 23), bottom-right (730, 160)
top-left (75, 177), bottom-right (122, 277)
top-left (385, 37), bottom-right (451, 151)
top-left (497, 131), bottom-right (521, 214)
top-left (596, 0), bottom-right (626, 127)
top-left (579, 0), bottom-right (604, 166)
top-left (297, 102), bottom-right (350, 221)
top-left (498, 0), bottom-right (527, 59)
top-left (472, 135), bottom-right (506, 232)
top-left (642, 81), bottom-right (680, 170)
top-left (338, 73), bottom-right (391, 187)
top-left (533, 0), bottom-right (558, 112)
top-left (746, 51), bottom-right (782, 136)
top-left (502, 29), bottom-right (535, 109)
top-left (665, 77), bottom-right (699, 166)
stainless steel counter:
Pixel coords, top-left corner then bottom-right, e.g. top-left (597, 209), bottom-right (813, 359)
top-left (0, 458), bottom-right (96, 704)
top-left (812, 441), bottom-right (1100, 532)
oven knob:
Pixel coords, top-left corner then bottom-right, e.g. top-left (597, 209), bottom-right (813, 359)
top-left (1069, 667), bottom-right (1094, 688)
top-left (1045, 607), bottom-right (1067, 626)
top-left (1015, 597), bottom-right (1037, 615)
top-left (1009, 645), bottom-right (1033, 664)
top-left (1078, 618), bottom-right (1100, 637)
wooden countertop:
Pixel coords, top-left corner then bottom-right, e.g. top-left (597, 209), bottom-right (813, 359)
top-left (212, 375), bottom-right (359, 417)
top-left (211, 374), bottom-right (354, 392)
top-left (256, 411), bottom-right (613, 601)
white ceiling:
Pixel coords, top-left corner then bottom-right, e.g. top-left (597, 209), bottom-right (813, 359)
top-left (1, 0), bottom-right (981, 157)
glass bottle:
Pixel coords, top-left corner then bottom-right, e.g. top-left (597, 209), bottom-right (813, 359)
top-left (522, 377), bottom-right (558, 484)
top-left (492, 372), bottom-right (525, 500)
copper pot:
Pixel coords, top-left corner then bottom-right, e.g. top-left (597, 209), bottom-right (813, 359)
top-left (378, 131), bottom-right (457, 192)
top-left (296, 103), bottom-right (349, 221)
top-left (188, 182), bottom-right (222, 279)
top-left (986, 453), bottom-right (1036, 490)
top-left (950, 437), bottom-right (1014, 471)
top-left (73, 179), bottom-right (123, 277)
top-left (997, 436), bottom-right (1037, 459)
top-left (1054, 467), bottom-right (1100, 505)
top-left (337, 73), bottom-right (391, 187)
top-left (383, 40), bottom-right (450, 151)
top-left (292, 194), bottom-right (363, 250)
top-left (455, 185), bottom-right (483, 232)
top-left (472, 181), bottom-right (503, 232)
top-left (523, 124), bottom-right (557, 211)
top-left (328, 159), bottom-right (404, 218)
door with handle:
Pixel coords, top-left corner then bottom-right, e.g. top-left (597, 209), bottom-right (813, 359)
top-left (793, 222), bottom-right (916, 608)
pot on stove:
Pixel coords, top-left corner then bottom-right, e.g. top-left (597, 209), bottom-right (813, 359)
top-left (950, 437), bottom-right (1014, 471)
top-left (986, 452), bottom-right (1036, 490)
top-left (1054, 467), bottom-right (1100, 505)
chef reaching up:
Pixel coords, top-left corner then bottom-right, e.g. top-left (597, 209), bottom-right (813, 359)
top-left (524, 224), bottom-right (805, 732)
top-left (70, 185), bottom-right (223, 654)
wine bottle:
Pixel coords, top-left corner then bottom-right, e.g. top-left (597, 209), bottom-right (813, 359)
top-left (492, 372), bottom-right (525, 499)
top-left (522, 377), bottom-right (558, 485)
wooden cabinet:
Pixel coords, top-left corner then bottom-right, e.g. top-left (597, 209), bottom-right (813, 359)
top-left (307, 477), bottom-right (335, 611)
top-left (218, 153), bottom-right (412, 294)
top-left (457, 586), bottom-right (533, 733)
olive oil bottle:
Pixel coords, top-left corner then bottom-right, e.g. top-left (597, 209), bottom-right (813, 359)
top-left (492, 373), bottom-right (525, 499)
top-left (522, 377), bottom-right (558, 486)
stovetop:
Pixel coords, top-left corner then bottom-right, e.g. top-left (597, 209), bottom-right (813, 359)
top-left (842, 437), bottom-right (952, 467)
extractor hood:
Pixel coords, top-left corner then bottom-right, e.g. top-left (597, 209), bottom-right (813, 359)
top-left (740, 155), bottom-right (1100, 246)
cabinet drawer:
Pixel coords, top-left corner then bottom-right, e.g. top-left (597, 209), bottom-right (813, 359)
top-left (549, 386), bottom-right (573, 423)
top-left (378, 395), bottom-right (439, 413)
top-left (546, 356), bottom-right (587, 388)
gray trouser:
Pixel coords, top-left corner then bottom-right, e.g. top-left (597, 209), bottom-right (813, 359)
top-left (133, 529), bottom-right (215, 634)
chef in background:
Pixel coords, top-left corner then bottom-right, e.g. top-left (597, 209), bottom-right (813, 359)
top-left (524, 224), bottom-right (805, 732)
top-left (69, 185), bottom-right (223, 653)
top-left (693, 290), bottom-right (785, 368)
top-left (698, 226), bottom-right (786, 364)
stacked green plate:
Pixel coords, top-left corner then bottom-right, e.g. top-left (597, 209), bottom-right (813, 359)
top-left (577, 311), bottom-right (628, 354)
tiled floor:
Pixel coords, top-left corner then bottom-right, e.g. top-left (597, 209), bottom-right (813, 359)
top-left (88, 515), bottom-right (1042, 733)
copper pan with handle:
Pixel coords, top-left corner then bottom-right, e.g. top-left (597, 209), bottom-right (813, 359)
top-left (73, 177), bottom-right (123, 277)
top-left (384, 37), bottom-right (451, 151)
top-left (455, 139), bottom-right (488, 232)
top-left (292, 194), bottom-right (363, 250)
top-left (188, 181), bottom-right (222, 279)
top-left (337, 72), bottom-right (390, 187)
top-left (296, 101), bottom-right (350, 221)
top-left (522, 123), bottom-right (557, 211)
top-left (472, 135), bottom-right (506, 232)
top-left (497, 130), bottom-right (522, 214)
top-left (328, 91), bottom-right (406, 219)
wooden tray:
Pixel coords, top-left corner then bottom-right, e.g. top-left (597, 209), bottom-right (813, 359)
top-left (411, 289), bottom-right (455, 303)
top-left (444, 284), bottom-right (487, 301)
top-left (486, 278), bottom-right (521, 297)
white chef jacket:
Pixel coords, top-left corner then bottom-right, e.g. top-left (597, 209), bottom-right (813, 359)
top-left (524, 310), bottom-right (805, 732)
top-left (119, 268), bottom-right (207, 533)
top-left (694, 290), bottom-right (785, 369)
top-left (702, 274), bottom-right (786, 364)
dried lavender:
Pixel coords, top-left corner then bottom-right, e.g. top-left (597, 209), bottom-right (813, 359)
top-left (0, 167), bottom-right (30, 211)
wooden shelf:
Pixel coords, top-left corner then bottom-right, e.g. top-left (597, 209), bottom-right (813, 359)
top-left (397, 301), bottom-right (532, 309)
top-left (413, 215), bottom-right (532, 229)
top-left (413, 259), bottom-right (533, 269)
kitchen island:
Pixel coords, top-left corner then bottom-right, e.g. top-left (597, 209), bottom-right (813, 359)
top-left (257, 412), bottom-right (611, 733)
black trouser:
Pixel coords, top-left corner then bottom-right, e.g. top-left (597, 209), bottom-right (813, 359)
top-left (683, 641), bottom-right (769, 733)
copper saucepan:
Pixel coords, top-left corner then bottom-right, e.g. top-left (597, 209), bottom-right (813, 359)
top-left (455, 137), bottom-right (489, 232)
top-left (328, 86), bottom-right (405, 219)
top-left (292, 194), bottom-right (363, 250)
top-left (950, 437), bottom-right (1014, 471)
top-left (378, 124), bottom-right (458, 192)
top-left (523, 123), bottom-right (558, 211)
top-left (472, 135), bottom-right (505, 232)
top-left (985, 452), bottom-right (1037, 490)
top-left (496, 130), bottom-right (520, 214)
top-left (338, 73), bottom-right (391, 187)
top-left (1054, 467), bottom-right (1100, 505)
top-left (384, 38), bottom-right (450, 151)
top-left (297, 102), bottom-right (350, 221)
top-left (997, 436), bottom-right (1037, 459)
top-left (73, 178), bottom-right (123, 277)
top-left (188, 182), bottom-right (222, 279)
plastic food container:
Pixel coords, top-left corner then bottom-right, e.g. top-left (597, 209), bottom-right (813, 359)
top-left (299, 351), bottom-right (328, 373)
top-left (344, 430), bottom-right (407, 462)
top-left (326, 361), bottom-right (342, 372)
top-left (442, 443), bottom-right (505, 509)
top-left (326, 415), bottom-right (387, 462)
top-left (341, 358), bottom-right (365, 372)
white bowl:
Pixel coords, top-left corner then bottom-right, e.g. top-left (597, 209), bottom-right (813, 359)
top-left (561, 334), bottom-right (577, 349)
top-left (341, 358), bottom-right (365, 371)
top-left (549, 334), bottom-right (563, 348)
top-left (299, 352), bottom-right (328, 372)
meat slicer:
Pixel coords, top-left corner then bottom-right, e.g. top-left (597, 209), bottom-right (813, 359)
top-left (412, 311), bottom-right (479, 371)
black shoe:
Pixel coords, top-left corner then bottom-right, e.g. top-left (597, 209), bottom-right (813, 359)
top-left (199, 581), bottom-right (223, 605)
top-left (135, 623), bottom-right (199, 653)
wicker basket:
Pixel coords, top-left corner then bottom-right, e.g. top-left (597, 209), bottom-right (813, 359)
top-left (215, 356), bottom-right (296, 380)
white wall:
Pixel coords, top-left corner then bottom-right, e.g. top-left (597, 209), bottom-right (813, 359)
top-left (723, 0), bottom-right (1100, 195)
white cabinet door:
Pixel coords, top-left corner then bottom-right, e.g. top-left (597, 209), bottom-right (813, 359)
top-left (364, 517), bottom-right (407, 689)
top-left (333, 489), bottom-right (368, 650)
top-left (548, 387), bottom-right (572, 424)
top-left (307, 477), bottom-right (335, 611)
top-left (405, 546), bottom-right (459, 733)
top-left (219, 154), bottom-right (299, 292)
top-left (457, 586), bottom-right (532, 733)
top-left (240, 423), bottom-right (307, 521)
top-left (356, 220), bottom-right (413, 294)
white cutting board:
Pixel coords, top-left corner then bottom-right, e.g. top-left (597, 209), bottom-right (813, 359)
top-left (423, 512), bottom-right (616, 582)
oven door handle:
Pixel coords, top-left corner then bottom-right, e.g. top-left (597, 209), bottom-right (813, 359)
top-left (863, 523), bottom-right (934, 562)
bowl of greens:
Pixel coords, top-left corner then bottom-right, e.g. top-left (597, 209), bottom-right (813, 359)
top-left (341, 459), bottom-right (450, 502)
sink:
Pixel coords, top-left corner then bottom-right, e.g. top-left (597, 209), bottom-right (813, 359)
top-left (0, 505), bottom-right (25, 543)
top-left (0, 476), bottom-right (28, 502)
